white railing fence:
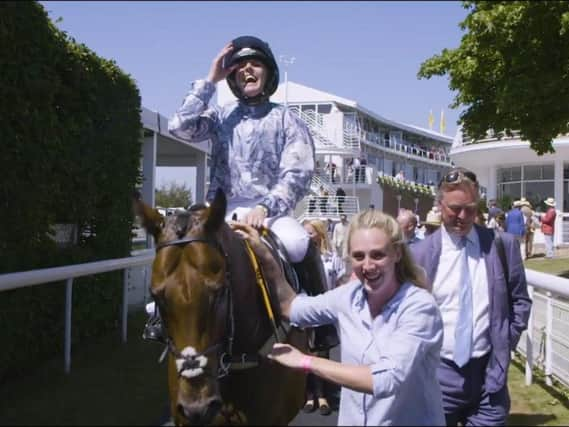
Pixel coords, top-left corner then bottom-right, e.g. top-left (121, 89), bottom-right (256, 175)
top-left (517, 269), bottom-right (569, 388)
top-left (2, 252), bottom-right (568, 391)
top-left (297, 195), bottom-right (360, 223)
top-left (0, 250), bottom-right (155, 374)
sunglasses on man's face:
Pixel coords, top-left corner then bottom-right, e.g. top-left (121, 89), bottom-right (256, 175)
top-left (439, 170), bottom-right (478, 187)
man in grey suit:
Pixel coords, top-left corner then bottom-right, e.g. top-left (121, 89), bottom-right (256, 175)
top-left (411, 167), bottom-right (532, 426)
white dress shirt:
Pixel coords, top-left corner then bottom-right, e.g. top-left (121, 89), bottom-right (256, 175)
top-left (432, 226), bottom-right (491, 360)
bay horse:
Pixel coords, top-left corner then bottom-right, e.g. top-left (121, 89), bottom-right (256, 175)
top-left (134, 189), bottom-right (307, 426)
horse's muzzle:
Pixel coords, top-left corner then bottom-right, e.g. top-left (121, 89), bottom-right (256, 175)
top-left (177, 396), bottom-right (223, 425)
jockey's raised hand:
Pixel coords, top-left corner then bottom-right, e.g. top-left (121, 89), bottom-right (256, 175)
top-left (207, 43), bottom-right (238, 84)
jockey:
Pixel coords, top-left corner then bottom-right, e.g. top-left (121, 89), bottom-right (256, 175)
top-left (146, 36), bottom-right (332, 348)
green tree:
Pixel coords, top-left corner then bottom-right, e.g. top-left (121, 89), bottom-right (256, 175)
top-left (418, 1), bottom-right (569, 155)
top-left (155, 181), bottom-right (193, 208)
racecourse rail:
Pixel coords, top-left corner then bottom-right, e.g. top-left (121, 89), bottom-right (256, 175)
top-left (1, 251), bottom-right (569, 390)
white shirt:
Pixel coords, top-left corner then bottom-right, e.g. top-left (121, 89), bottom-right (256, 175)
top-left (432, 226), bottom-right (491, 360)
top-left (332, 221), bottom-right (349, 255)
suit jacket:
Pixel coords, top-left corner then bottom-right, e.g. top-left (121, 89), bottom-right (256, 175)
top-left (410, 224), bottom-right (532, 393)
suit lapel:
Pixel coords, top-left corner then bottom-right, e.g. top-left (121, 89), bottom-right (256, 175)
top-left (477, 225), bottom-right (495, 321)
top-left (428, 229), bottom-right (442, 285)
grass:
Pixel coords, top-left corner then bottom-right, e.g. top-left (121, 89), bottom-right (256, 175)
top-left (524, 256), bottom-right (569, 279)
top-left (0, 309), bottom-right (169, 426)
top-left (508, 356), bottom-right (569, 426)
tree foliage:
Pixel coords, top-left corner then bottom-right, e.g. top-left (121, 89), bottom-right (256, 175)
top-left (0, 1), bottom-right (141, 382)
top-left (418, 1), bottom-right (569, 155)
top-left (155, 181), bottom-right (193, 208)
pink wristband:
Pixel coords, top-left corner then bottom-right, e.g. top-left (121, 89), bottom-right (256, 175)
top-left (300, 355), bottom-right (312, 373)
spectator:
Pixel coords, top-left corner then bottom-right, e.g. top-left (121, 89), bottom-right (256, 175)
top-left (395, 170), bottom-right (405, 181)
top-left (422, 208), bottom-right (442, 236)
top-left (301, 219), bottom-right (343, 415)
top-left (487, 199), bottom-right (503, 225)
top-left (411, 167), bottom-right (531, 426)
top-left (519, 198), bottom-right (536, 259)
top-left (332, 214), bottom-right (349, 258)
top-left (541, 197), bottom-right (557, 259)
top-left (397, 208), bottom-right (421, 245)
top-left (505, 200), bottom-right (525, 256)
top-left (232, 210), bottom-right (446, 426)
top-left (335, 187), bottom-right (346, 214)
top-left (488, 212), bottom-right (506, 232)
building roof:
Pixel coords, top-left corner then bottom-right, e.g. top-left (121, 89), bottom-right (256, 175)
top-left (271, 81), bottom-right (453, 145)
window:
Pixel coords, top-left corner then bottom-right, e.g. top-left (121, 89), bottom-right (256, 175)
top-left (524, 164), bottom-right (554, 180)
top-left (498, 166), bottom-right (521, 182)
top-left (390, 131), bottom-right (403, 145)
top-left (301, 104), bottom-right (316, 113)
top-left (316, 104), bottom-right (331, 114)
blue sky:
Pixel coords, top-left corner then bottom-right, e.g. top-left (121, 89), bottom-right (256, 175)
top-left (41, 1), bottom-right (468, 194)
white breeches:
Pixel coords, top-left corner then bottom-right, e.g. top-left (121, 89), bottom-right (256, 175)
top-left (226, 205), bottom-right (309, 263)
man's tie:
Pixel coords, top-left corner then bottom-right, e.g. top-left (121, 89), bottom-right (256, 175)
top-left (454, 236), bottom-right (473, 367)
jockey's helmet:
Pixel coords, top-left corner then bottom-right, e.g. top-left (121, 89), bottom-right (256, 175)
top-left (224, 35), bottom-right (279, 105)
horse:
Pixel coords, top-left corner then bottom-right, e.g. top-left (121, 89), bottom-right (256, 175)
top-left (134, 189), bottom-right (308, 426)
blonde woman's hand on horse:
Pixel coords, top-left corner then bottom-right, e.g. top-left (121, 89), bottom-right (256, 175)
top-left (207, 42), bottom-right (238, 84)
top-left (230, 222), bottom-right (296, 319)
top-left (267, 343), bottom-right (306, 369)
top-left (229, 222), bottom-right (271, 260)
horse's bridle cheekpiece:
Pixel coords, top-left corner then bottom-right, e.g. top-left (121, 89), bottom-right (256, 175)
top-left (153, 236), bottom-right (236, 379)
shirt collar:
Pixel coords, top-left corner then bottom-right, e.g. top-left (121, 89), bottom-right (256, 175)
top-left (441, 224), bottom-right (479, 249)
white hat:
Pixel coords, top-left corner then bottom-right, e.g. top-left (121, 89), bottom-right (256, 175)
top-left (423, 209), bottom-right (442, 226)
top-left (544, 197), bottom-right (556, 207)
top-left (513, 200), bottom-right (522, 207)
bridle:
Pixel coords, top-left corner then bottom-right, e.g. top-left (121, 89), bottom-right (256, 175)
top-left (154, 236), bottom-right (235, 379)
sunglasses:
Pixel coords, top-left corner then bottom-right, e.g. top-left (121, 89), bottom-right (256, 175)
top-left (439, 169), bottom-right (478, 187)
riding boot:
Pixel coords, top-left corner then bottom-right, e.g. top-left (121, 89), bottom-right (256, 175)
top-left (292, 241), bottom-right (339, 351)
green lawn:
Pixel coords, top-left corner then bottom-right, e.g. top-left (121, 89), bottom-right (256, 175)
top-left (509, 356), bottom-right (569, 425)
top-left (0, 310), bottom-right (169, 426)
top-left (525, 256), bottom-right (569, 279)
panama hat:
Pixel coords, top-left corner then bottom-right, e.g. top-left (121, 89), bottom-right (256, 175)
top-left (513, 200), bottom-right (522, 207)
top-left (519, 197), bottom-right (532, 208)
top-left (423, 209), bottom-right (442, 226)
top-left (544, 197), bottom-right (556, 207)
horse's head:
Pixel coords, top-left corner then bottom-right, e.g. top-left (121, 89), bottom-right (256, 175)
top-left (134, 189), bottom-right (230, 425)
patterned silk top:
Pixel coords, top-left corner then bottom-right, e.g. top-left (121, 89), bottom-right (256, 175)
top-left (169, 79), bottom-right (315, 217)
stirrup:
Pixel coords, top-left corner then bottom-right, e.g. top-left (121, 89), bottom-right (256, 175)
top-left (142, 314), bottom-right (166, 344)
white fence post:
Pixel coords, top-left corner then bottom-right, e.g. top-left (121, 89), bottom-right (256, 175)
top-left (64, 278), bottom-right (73, 374)
top-left (545, 291), bottom-right (553, 386)
top-left (525, 286), bottom-right (534, 386)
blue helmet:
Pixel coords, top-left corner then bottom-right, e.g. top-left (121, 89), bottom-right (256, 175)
top-left (224, 36), bottom-right (279, 105)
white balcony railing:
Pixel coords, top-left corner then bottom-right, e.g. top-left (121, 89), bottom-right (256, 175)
top-left (297, 195), bottom-right (360, 223)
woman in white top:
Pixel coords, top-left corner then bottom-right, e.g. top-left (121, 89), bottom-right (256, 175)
top-left (300, 219), bottom-right (344, 415)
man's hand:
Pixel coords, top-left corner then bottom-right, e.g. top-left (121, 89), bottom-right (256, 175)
top-left (207, 43), bottom-right (238, 84)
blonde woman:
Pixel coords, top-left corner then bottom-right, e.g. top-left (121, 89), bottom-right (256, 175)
top-left (232, 210), bottom-right (445, 425)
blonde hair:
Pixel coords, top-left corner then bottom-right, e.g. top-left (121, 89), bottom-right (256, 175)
top-left (346, 209), bottom-right (427, 290)
top-left (302, 219), bottom-right (332, 254)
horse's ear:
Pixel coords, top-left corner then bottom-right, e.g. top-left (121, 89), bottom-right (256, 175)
top-left (204, 188), bottom-right (227, 233)
top-left (132, 193), bottom-right (164, 240)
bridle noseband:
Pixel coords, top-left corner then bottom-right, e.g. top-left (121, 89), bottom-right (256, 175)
top-left (154, 236), bottom-right (235, 379)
